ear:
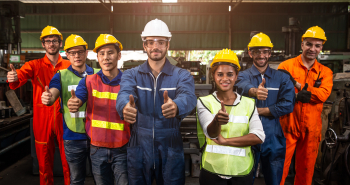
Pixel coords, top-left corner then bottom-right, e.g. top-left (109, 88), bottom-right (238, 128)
top-left (143, 42), bottom-right (147, 52)
top-left (248, 50), bottom-right (253, 58)
top-left (117, 51), bottom-right (121, 60)
top-left (166, 41), bottom-right (170, 50)
top-left (85, 50), bottom-right (89, 57)
top-left (65, 52), bottom-right (70, 60)
top-left (41, 41), bottom-right (45, 48)
top-left (60, 41), bottom-right (63, 47)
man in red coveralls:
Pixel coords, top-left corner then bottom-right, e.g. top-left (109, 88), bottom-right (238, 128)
top-left (7, 26), bottom-right (71, 185)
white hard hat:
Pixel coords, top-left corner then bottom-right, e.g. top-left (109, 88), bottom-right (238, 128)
top-left (141, 18), bottom-right (172, 41)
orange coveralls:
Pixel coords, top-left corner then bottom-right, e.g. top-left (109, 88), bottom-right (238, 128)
top-left (278, 55), bottom-right (333, 185)
top-left (9, 54), bottom-right (71, 185)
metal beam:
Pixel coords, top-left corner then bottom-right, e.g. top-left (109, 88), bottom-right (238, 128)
top-left (98, 0), bottom-right (110, 12)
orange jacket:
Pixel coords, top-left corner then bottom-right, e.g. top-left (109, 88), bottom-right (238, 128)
top-left (278, 55), bottom-right (333, 135)
top-left (9, 54), bottom-right (71, 110)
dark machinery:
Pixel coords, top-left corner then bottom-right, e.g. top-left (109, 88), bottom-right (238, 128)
top-left (315, 77), bottom-right (350, 185)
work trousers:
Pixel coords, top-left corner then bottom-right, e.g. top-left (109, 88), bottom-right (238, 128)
top-left (199, 169), bottom-right (254, 185)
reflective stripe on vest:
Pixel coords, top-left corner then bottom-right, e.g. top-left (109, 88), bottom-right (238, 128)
top-left (196, 94), bottom-right (255, 176)
top-left (60, 68), bottom-right (100, 133)
top-left (85, 74), bottom-right (130, 148)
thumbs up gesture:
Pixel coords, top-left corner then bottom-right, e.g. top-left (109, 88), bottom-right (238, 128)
top-left (161, 90), bottom-right (178, 119)
top-left (68, 89), bottom-right (81, 113)
top-left (123, 94), bottom-right (137, 124)
top-left (7, 64), bottom-right (18, 82)
top-left (296, 83), bottom-right (311, 103)
top-left (214, 101), bottom-right (229, 125)
top-left (41, 86), bottom-right (53, 105)
top-left (257, 78), bottom-right (268, 100)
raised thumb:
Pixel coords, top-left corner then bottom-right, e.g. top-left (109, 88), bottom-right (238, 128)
top-left (10, 64), bottom-right (16, 72)
top-left (45, 86), bottom-right (51, 94)
top-left (129, 94), bottom-right (135, 107)
top-left (302, 83), bottom-right (308, 91)
top-left (163, 90), bottom-right (169, 103)
top-left (221, 101), bottom-right (226, 112)
top-left (260, 78), bottom-right (266, 87)
top-left (71, 89), bottom-right (76, 98)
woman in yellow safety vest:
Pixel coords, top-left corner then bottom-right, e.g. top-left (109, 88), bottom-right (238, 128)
top-left (196, 48), bottom-right (265, 185)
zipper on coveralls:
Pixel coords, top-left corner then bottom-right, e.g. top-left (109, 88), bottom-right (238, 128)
top-left (149, 72), bottom-right (162, 169)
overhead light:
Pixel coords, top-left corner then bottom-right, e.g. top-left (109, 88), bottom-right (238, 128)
top-left (229, 5), bottom-right (231, 12)
top-left (162, 0), bottom-right (177, 3)
top-left (111, 5), bottom-right (113, 12)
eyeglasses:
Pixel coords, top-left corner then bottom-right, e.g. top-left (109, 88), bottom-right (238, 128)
top-left (43, 40), bottom-right (60, 45)
top-left (251, 49), bottom-right (271, 56)
top-left (68, 50), bottom-right (85, 56)
top-left (144, 39), bottom-right (168, 48)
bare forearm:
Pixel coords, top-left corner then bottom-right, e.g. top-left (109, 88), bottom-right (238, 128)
top-left (248, 88), bottom-right (257, 98)
top-left (207, 118), bottom-right (221, 138)
top-left (47, 88), bottom-right (60, 106)
top-left (295, 82), bottom-right (301, 91)
top-left (222, 133), bottom-right (262, 147)
top-left (257, 107), bottom-right (272, 116)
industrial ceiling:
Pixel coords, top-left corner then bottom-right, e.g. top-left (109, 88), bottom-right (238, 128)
top-left (10, 0), bottom-right (350, 3)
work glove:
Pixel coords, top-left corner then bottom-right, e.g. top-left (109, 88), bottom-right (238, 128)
top-left (296, 83), bottom-right (311, 103)
top-left (278, 69), bottom-right (296, 85)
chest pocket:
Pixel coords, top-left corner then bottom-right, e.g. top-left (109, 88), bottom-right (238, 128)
top-left (266, 87), bottom-right (279, 105)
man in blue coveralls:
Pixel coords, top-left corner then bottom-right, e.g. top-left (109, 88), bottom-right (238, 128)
top-left (235, 32), bottom-right (295, 185)
top-left (41, 34), bottom-right (98, 185)
top-left (116, 18), bottom-right (197, 185)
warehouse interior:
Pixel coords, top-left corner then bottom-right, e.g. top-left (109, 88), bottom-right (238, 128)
top-left (0, 0), bottom-right (349, 185)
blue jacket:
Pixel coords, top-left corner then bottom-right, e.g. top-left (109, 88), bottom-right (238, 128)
top-left (235, 65), bottom-right (295, 138)
top-left (116, 59), bottom-right (196, 185)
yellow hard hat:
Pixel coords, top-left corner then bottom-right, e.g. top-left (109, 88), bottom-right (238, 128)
top-left (64, 34), bottom-right (88, 51)
top-left (40, 25), bottom-right (63, 40)
top-left (211, 49), bottom-right (241, 71)
top-left (301, 26), bottom-right (327, 44)
top-left (93, 34), bottom-right (123, 53)
top-left (247, 32), bottom-right (273, 50)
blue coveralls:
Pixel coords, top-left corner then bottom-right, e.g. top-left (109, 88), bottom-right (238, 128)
top-left (235, 65), bottom-right (295, 185)
top-left (116, 59), bottom-right (197, 185)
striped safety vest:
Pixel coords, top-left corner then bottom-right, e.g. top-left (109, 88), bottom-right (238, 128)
top-left (197, 94), bottom-right (255, 176)
top-left (60, 68), bottom-right (100, 133)
top-left (85, 73), bottom-right (130, 148)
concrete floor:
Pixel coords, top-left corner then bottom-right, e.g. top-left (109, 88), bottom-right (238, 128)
top-left (0, 155), bottom-right (272, 185)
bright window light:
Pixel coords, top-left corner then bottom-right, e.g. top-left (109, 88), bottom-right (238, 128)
top-left (111, 5), bottom-right (113, 12)
top-left (229, 6), bottom-right (231, 12)
top-left (162, 0), bottom-right (177, 3)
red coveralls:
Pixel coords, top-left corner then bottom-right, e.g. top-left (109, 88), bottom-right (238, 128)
top-left (278, 55), bottom-right (333, 185)
top-left (9, 54), bottom-right (71, 185)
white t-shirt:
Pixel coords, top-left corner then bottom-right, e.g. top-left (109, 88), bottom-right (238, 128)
top-left (197, 91), bottom-right (265, 142)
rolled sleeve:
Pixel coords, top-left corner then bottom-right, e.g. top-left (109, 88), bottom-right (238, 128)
top-left (173, 70), bottom-right (197, 119)
top-left (249, 107), bottom-right (265, 143)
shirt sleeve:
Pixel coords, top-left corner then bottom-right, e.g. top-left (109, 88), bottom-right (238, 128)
top-left (172, 69), bottom-right (197, 119)
top-left (268, 73), bottom-right (296, 118)
top-left (8, 60), bottom-right (35, 90)
top-left (235, 71), bottom-right (255, 97)
top-left (115, 69), bottom-right (138, 120)
top-left (249, 107), bottom-right (265, 143)
top-left (196, 99), bottom-right (217, 139)
top-left (75, 77), bottom-right (88, 104)
top-left (49, 72), bottom-right (62, 92)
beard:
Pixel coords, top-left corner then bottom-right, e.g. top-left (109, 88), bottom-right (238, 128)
top-left (253, 57), bottom-right (269, 68)
top-left (147, 48), bottom-right (167, 61)
top-left (45, 46), bottom-right (60, 55)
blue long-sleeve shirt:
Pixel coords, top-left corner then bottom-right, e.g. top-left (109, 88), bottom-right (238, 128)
top-left (49, 64), bottom-right (96, 140)
top-left (235, 65), bottom-right (295, 137)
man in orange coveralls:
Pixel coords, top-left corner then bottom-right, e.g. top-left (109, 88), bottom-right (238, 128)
top-left (7, 26), bottom-right (71, 185)
top-left (277, 26), bottom-right (333, 185)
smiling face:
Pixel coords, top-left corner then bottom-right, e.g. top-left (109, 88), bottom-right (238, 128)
top-left (248, 47), bottom-right (271, 68)
top-left (41, 35), bottom-right (62, 56)
top-left (97, 44), bottom-right (121, 72)
top-left (66, 46), bottom-right (88, 68)
top-left (143, 36), bottom-right (169, 61)
top-left (301, 38), bottom-right (323, 61)
top-left (213, 65), bottom-right (238, 92)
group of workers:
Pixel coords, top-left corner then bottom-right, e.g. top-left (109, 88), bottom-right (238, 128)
top-left (5, 17), bottom-right (332, 185)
